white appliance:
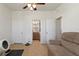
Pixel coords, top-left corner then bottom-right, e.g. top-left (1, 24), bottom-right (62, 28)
top-left (0, 39), bottom-right (10, 55)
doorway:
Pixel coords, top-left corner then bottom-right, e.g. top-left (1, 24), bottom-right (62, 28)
top-left (55, 16), bottom-right (62, 40)
top-left (32, 20), bottom-right (41, 41)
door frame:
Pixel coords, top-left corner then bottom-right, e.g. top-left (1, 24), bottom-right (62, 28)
top-left (55, 16), bottom-right (62, 40)
top-left (32, 19), bottom-right (41, 41)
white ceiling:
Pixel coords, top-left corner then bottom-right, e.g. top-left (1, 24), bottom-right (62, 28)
top-left (4, 3), bottom-right (61, 11)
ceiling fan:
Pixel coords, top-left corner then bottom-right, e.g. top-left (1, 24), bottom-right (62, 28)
top-left (23, 3), bottom-right (45, 11)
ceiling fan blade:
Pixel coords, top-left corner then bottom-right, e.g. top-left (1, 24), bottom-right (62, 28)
top-left (23, 5), bottom-right (28, 9)
top-left (36, 3), bottom-right (45, 5)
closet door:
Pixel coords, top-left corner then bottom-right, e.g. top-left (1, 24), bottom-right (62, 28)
top-left (12, 13), bottom-right (25, 44)
top-left (12, 12), bottom-right (32, 44)
top-left (45, 19), bottom-right (54, 43)
top-left (15, 19), bottom-right (24, 43)
top-left (40, 19), bottom-right (46, 43)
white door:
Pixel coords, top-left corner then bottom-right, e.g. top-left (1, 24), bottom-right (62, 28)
top-left (46, 19), bottom-right (53, 43)
top-left (12, 18), bottom-right (25, 43)
top-left (12, 13), bottom-right (26, 44)
top-left (56, 17), bottom-right (62, 40)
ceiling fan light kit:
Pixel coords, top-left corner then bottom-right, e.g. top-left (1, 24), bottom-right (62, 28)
top-left (27, 4), bottom-right (31, 7)
top-left (30, 7), bottom-right (33, 10)
top-left (23, 3), bottom-right (45, 11)
top-left (28, 4), bottom-right (37, 11)
top-left (32, 4), bottom-right (36, 8)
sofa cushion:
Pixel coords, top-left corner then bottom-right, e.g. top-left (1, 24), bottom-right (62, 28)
top-left (73, 33), bottom-right (79, 44)
top-left (48, 45), bottom-right (74, 56)
top-left (62, 32), bottom-right (76, 42)
top-left (62, 32), bottom-right (79, 44)
top-left (49, 40), bottom-right (61, 45)
top-left (61, 40), bottom-right (79, 55)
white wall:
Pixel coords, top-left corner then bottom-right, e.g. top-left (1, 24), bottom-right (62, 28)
top-left (12, 11), bottom-right (56, 44)
top-left (0, 4), bottom-right (12, 44)
top-left (1, 3), bottom-right (79, 44)
top-left (55, 3), bottom-right (79, 33)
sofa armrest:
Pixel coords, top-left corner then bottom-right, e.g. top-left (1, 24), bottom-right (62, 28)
top-left (49, 40), bottom-right (61, 45)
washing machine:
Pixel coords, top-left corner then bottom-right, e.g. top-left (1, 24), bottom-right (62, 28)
top-left (0, 39), bottom-right (10, 56)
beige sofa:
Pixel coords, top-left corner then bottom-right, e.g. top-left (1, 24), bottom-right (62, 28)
top-left (48, 32), bottom-right (79, 56)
